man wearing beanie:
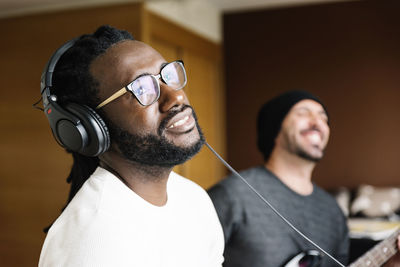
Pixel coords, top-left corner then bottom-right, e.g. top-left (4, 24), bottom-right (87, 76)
top-left (208, 91), bottom-right (349, 267)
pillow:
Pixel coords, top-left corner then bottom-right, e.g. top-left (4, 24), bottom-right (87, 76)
top-left (350, 185), bottom-right (400, 217)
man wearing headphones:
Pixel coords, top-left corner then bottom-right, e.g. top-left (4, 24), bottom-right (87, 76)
top-left (38, 25), bottom-right (224, 266)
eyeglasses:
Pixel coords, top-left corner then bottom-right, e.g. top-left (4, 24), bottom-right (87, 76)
top-left (96, 60), bottom-right (187, 109)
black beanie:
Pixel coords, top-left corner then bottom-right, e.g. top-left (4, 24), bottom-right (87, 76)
top-left (257, 90), bottom-right (328, 160)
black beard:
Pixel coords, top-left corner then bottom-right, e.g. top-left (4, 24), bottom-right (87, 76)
top-left (296, 148), bottom-right (323, 163)
top-left (107, 105), bottom-right (205, 168)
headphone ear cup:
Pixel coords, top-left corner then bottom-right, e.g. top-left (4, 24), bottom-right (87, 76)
top-left (64, 103), bottom-right (110, 157)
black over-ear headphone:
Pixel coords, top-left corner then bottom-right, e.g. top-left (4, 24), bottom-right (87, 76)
top-left (40, 38), bottom-right (110, 157)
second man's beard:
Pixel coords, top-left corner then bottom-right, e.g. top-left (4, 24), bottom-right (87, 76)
top-left (296, 148), bottom-right (324, 163)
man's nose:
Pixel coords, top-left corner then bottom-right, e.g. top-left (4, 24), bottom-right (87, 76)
top-left (309, 113), bottom-right (328, 128)
top-left (158, 83), bottom-right (186, 112)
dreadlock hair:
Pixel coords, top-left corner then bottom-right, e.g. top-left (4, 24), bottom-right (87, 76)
top-left (51, 25), bottom-right (134, 208)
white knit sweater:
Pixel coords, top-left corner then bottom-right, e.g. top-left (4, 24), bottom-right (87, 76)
top-left (39, 167), bottom-right (224, 267)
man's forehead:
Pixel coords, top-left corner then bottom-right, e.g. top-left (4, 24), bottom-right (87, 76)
top-left (101, 40), bottom-right (162, 63)
top-left (291, 99), bottom-right (325, 112)
top-left (90, 40), bottom-right (165, 79)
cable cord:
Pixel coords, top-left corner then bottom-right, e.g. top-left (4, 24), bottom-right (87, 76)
top-left (205, 142), bottom-right (345, 267)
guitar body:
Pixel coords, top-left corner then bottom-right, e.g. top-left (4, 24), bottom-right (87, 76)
top-left (283, 228), bottom-right (399, 267)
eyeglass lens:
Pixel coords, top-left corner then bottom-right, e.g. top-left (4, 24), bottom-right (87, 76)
top-left (126, 61), bottom-right (186, 106)
top-left (161, 61), bottom-right (186, 90)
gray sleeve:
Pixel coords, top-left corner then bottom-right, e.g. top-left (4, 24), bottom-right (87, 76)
top-left (208, 182), bottom-right (241, 244)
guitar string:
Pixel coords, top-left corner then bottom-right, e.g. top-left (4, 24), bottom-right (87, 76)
top-left (205, 142), bottom-right (346, 267)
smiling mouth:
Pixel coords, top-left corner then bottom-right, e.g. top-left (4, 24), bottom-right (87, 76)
top-left (166, 114), bottom-right (196, 134)
top-left (162, 106), bottom-right (197, 135)
top-left (168, 115), bottom-right (189, 129)
top-left (301, 128), bottom-right (324, 145)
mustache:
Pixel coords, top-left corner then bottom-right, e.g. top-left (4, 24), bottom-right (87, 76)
top-left (301, 125), bottom-right (322, 135)
top-left (157, 105), bottom-right (194, 136)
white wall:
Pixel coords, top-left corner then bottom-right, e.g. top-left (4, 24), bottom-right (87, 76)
top-left (0, 0), bottom-right (222, 43)
top-left (146, 0), bottom-right (221, 43)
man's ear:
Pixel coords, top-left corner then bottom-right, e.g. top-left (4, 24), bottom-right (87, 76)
top-left (274, 132), bottom-right (283, 149)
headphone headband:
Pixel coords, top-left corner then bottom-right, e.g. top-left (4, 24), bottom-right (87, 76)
top-left (40, 38), bottom-right (78, 95)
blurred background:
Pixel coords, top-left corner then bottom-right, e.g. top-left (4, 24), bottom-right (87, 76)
top-left (1, 0), bottom-right (400, 265)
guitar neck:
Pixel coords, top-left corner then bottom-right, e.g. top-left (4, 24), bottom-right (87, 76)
top-left (349, 228), bottom-right (400, 267)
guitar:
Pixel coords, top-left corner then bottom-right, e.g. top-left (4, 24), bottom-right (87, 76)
top-left (284, 228), bottom-right (400, 267)
top-left (349, 228), bottom-right (400, 267)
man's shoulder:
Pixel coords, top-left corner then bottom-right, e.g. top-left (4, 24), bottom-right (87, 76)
top-left (169, 171), bottom-right (204, 190)
top-left (168, 171), bottom-right (212, 200)
top-left (313, 184), bottom-right (337, 201)
top-left (214, 166), bottom-right (272, 188)
top-left (312, 185), bottom-right (347, 215)
top-left (49, 167), bottom-right (131, 228)
top-left (208, 166), bottom-right (274, 199)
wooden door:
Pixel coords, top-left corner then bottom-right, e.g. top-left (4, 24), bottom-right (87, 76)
top-left (144, 11), bottom-right (227, 189)
top-left (181, 51), bottom-right (226, 189)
